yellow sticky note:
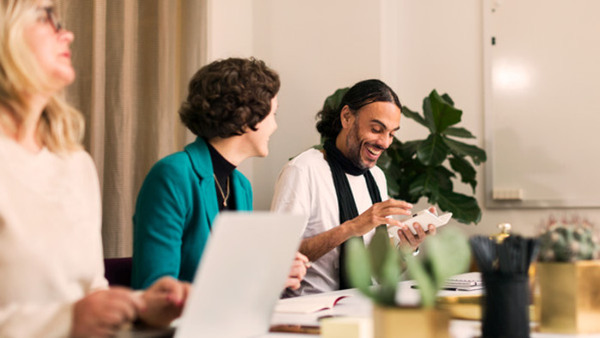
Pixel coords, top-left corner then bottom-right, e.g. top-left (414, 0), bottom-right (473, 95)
top-left (321, 317), bottom-right (373, 338)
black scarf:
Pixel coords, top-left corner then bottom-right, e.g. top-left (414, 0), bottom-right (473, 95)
top-left (323, 138), bottom-right (383, 289)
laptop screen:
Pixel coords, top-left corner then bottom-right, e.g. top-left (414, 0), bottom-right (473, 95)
top-left (175, 211), bottom-right (305, 338)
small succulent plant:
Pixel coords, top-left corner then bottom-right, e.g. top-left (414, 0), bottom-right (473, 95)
top-left (538, 216), bottom-right (600, 262)
top-left (345, 226), bottom-right (470, 308)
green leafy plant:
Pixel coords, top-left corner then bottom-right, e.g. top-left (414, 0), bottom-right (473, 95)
top-left (538, 216), bottom-right (600, 262)
top-left (322, 89), bottom-right (487, 224)
top-left (346, 227), bottom-right (470, 307)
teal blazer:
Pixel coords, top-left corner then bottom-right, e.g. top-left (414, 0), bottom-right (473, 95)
top-left (131, 138), bottom-right (252, 289)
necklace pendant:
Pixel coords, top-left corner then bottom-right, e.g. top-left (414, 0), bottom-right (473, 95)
top-left (213, 173), bottom-right (230, 208)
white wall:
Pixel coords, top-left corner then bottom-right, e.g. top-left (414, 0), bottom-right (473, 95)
top-left (205, 0), bottom-right (255, 177)
top-left (205, 0), bottom-right (253, 60)
top-left (207, 0), bottom-right (600, 237)
top-left (250, 0), bottom-right (385, 212)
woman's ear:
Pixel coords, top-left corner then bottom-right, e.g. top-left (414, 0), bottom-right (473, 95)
top-left (340, 105), bottom-right (354, 128)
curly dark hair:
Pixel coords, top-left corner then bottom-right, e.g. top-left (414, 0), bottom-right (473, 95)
top-left (179, 57), bottom-right (280, 138)
top-left (315, 79), bottom-right (401, 139)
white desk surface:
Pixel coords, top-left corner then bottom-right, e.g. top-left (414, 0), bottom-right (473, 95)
top-left (268, 281), bottom-right (482, 338)
top-left (267, 281), bottom-right (600, 338)
top-left (121, 280), bottom-right (600, 337)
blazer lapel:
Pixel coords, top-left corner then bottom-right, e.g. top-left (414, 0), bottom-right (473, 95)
top-left (231, 171), bottom-right (251, 211)
top-left (184, 138), bottom-right (220, 229)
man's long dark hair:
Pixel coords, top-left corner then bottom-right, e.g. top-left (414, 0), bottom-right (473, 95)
top-left (315, 79), bottom-right (401, 139)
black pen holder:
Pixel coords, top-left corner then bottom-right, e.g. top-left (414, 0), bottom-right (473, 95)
top-left (481, 274), bottom-right (530, 338)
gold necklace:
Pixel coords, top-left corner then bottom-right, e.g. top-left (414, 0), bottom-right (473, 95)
top-left (213, 173), bottom-right (230, 207)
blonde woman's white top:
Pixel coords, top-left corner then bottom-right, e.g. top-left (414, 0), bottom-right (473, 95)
top-left (0, 135), bottom-right (107, 337)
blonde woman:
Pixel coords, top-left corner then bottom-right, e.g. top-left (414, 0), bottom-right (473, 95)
top-left (0, 1), bottom-right (188, 337)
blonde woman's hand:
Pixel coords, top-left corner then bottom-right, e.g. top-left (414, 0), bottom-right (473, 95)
top-left (72, 287), bottom-right (144, 337)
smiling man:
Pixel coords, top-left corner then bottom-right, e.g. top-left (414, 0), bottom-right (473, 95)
top-left (271, 79), bottom-right (436, 297)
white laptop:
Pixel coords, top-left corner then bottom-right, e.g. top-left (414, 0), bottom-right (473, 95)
top-left (175, 212), bottom-right (305, 338)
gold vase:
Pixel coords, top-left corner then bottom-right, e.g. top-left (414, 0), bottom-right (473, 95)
top-left (537, 260), bottom-right (600, 334)
top-left (373, 305), bottom-right (449, 338)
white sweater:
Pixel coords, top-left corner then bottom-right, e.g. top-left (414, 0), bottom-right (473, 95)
top-left (0, 135), bottom-right (108, 337)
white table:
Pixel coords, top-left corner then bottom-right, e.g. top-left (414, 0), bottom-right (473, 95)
top-left (267, 281), bottom-right (600, 338)
top-left (121, 280), bottom-right (600, 337)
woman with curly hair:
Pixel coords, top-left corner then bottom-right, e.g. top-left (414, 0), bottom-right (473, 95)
top-left (0, 1), bottom-right (188, 336)
top-left (132, 57), bottom-right (308, 290)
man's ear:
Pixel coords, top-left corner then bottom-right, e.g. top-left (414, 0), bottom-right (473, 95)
top-left (340, 105), bottom-right (354, 128)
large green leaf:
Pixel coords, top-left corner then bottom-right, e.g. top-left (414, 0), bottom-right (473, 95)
top-left (417, 134), bottom-right (450, 166)
top-left (368, 226), bottom-right (392, 283)
top-left (377, 148), bottom-right (393, 171)
top-left (381, 163), bottom-right (405, 199)
top-left (323, 87), bottom-right (349, 112)
top-left (424, 228), bottom-right (470, 288)
top-left (376, 246), bottom-right (402, 306)
top-left (345, 238), bottom-right (374, 297)
top-left (422, 97), bottom-right (437, 133)
top-left (378, 138), bottom-right (414, 170)
top-left (449, 156), bottom-right (477, 192)
top-left (427, 90), bottom-right (462, 133)
top-left (379, 138), bottom-right (425, 202)
top-left (440, 93), bottom-right (454, 106)
top-left (430, 166), bottom-right (455, 191)
top-left (408, 168), bottom-right (454, 201)
top-left (434, 189), bottom-right (482, 224)
top-left (404, 251), bottom-right (436, 308)
top-left (401, 105), bottom-right (428, 128)
top-left (402, 140), bottom-right (421, 157)
top-left (408, 174), bottom-right (428, 197)
top-left (345, 228), bottom-right (402, 306)
top-left (382, 161), bottom-right (423, 202)
top-left (442, 137), bottom-right (487, 165)
top-left (403, 228), bottom-right (470, 308)
top-left (444, 127), bottom-right (475, 139)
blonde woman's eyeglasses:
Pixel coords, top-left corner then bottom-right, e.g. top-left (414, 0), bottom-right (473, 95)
top-left (37, 6), bottom-right (62, 33)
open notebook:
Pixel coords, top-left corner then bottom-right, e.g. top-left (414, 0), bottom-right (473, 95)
top-left (174, 212), bottom-right (305, 338)
top-left (274, 294), bottom-right (349, 314)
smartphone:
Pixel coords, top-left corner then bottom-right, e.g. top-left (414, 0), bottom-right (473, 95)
top-left (388, 209), bottom-right (452, 242)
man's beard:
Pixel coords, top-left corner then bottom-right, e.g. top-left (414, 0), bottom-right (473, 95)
top-left (345, 124), bottom-right (370, 170)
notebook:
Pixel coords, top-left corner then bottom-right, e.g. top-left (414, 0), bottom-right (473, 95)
top-left (174, 212), bottom-right (306, 338)
top-left (274, 294), bottom-right (349, 314)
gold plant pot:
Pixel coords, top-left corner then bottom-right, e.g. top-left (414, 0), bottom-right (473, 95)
top-left (373, 305), bottom-right (449, 338)
top-left (437, 295), bottom-right (537, 321)
top-left (436, 295), bottom-right (482, 320)
top-left (537, 261), bottom-right (600, 334)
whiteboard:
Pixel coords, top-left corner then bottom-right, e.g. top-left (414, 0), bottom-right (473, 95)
top-left (483, 0), bottom-right (600, 208)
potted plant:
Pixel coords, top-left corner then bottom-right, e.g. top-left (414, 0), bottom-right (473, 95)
top-left (346, 226), bottom-right (470, 338)
top-left (536, 216), bottom-right (600, 333)
top-left (321, 88), bottom-right (486, 225)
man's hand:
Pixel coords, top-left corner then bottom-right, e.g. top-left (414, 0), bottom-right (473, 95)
top-left (72, 287), bottom-right (144, 337)
top-left (396, 206), bottom-right (438, 251)
top-left (346, 199), bottom-right (413, 237)
top-left (299, 199), bottom-right (413, 262)
top-left (138, 276), bottom-right (190, 328)
top-left (396, 222), bottom-right (437, 251)
top-left (284, 252), bottom-right (309, 290)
